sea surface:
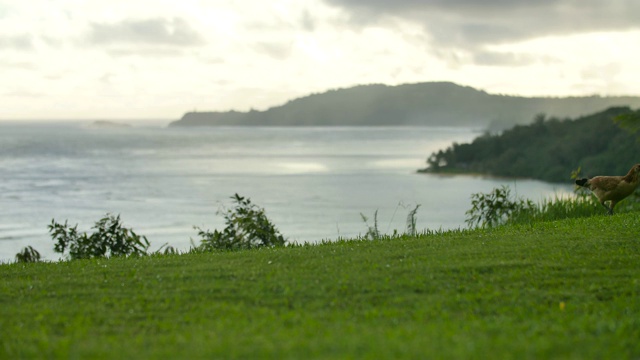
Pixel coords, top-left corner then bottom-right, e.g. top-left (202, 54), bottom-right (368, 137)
top-left (0, 121), bottom-right (572, 261)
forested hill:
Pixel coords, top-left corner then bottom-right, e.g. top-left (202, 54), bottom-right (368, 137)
top-left (169, 82), bottom-right (640, 129)
top-left (420, 107), bottom-right (640, 183)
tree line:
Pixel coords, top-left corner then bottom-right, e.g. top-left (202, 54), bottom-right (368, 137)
top-left (421, 107), bottom-right (640, 183)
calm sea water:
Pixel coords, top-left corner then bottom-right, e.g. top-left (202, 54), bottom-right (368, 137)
top-left (0, 122), bottom-right (572, 261)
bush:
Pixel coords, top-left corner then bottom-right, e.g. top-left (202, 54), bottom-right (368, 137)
top-left (49, 214), bottom-right (149, 260)
top-left (465, 186), bottom-right (535, 228)
top-left (196, 194), bottom-right (286, 251)
top-left (15, 246), bottom-right (41, 263)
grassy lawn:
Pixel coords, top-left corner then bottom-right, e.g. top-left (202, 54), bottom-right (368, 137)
top-left (2, 213), bottom-right (640, 359)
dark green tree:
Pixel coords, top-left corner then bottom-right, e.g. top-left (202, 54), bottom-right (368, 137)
top-left (423, 107), bottom-right (640, 183)
top-left (614, 109), bottom-right (640, 136)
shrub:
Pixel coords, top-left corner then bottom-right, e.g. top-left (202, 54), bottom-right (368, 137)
top-left (196, 194), bottom-right (286, 251)
top-left (15, 246), bottom-right (41, 263)
top-left (465, 185), bottom-right (535, 228)
top-left (49, 214), bottom-right (149, 260)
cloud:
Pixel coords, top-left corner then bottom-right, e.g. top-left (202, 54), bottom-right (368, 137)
top-left (3, 90), bottom-right (44, 98)
top-left (253, 41), bottom-right (293, 60)
top-left (300, 10), bottom-right (316, 32)
top-left (0, 34), bottom-right (33, 50)
top-left (87, 17), bottom-right (205, 46)
top-left (471, 51), bottom-right (540, 67)
top-left (0, 60), bottom-right (35, 69)
top-left (106, 47), bottom-right (186, 57)
top-left (321, 0), bottom-right (640, 48)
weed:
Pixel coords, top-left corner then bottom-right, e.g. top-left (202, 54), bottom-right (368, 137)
top-left (360, 210), bottom-right (381, 240)
top-left (465, 185), bottom-right (535, 228)
top-left (406, 204), bottom-right (421, 236)
top-left (14, 246), bottom-right (41, 263)
top-left (361, 203), bottom-right (421, 239)
top-left (195, 194), bottom-right (286, 251)
top-left (49, 214), bottom-right (149, 260)
top-left (155, 243), bottom-right (179, 255)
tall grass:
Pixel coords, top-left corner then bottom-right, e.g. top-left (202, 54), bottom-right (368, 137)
top-left (508, 193), bottom-right (602, 225)
top-left (467, 185), bottom-right (640, 228)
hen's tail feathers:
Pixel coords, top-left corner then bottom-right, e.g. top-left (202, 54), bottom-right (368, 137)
top-left (575, 178), bottom-right (589, 187)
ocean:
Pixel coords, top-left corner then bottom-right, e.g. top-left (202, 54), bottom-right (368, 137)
top-left (0, 121), bottom-right (571, 261)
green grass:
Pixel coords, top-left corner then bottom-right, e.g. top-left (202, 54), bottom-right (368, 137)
top-left (507, 193), bottom-right (606, 225)
top-left (2, 213), bottom-right (640, 359)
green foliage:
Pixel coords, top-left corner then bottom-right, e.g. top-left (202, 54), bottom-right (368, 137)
top-left (423, 107), bottom-right (640, 183)
top-left (49, 214), bottom-right (149, 260)
top-left (14, 246), bottom-right (41, 263)
top-left (196, 194), bottom-right (286, 251)
top-left (613, 109), bottom-right (640, 135)
top-left (465, 185), bottom-right (535, 228)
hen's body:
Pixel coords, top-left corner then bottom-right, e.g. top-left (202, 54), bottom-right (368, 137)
top-left (575, 164), bottom-right (640, 215)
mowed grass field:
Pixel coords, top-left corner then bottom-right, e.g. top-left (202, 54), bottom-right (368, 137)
top-left (2, 213), bottom-right (640, 359)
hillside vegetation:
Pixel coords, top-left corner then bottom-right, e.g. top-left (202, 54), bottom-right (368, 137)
top-left (2, 213), bottom-right (640, 359)
top-left (169, 82), bottom-right (640, 130)
top-left (421, 107), bottom-right (640, 183)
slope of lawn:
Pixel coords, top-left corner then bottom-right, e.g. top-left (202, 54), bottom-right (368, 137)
top-left (2, 213), bottom-right (640, 359)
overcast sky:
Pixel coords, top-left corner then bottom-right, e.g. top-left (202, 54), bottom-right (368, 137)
top-left (2, 0), bottom-right (639, 120)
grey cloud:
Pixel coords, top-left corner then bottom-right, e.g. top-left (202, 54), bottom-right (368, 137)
top-left (324, 0), bottom-right (559, 17)
top-left (106, 47), bottom-right (186, 57)
top-left (4, 90), bottom-right (44, 98)
top-left (88, 18), bottom-right (205, 46)
top-left (472, 51), bottom-right (538, 67)
top-left (322, 0), bottom-right (640, 47)
top-left (198, 56), bottom-right (226, 65)
top-left (0, 34), bottom-right (33, 50)
top-left (580, 63), bottom-right (622, 81)
top-left (254, 42), bottom-right (292, 60)
top-left (0, 60), bottom-right (35, 69)
top-left (99, 72), bottom-right (117, 84)
top-left (41, 36), bottom-right (64, 48)
top-left (301, 10), bottom-right (316, 32)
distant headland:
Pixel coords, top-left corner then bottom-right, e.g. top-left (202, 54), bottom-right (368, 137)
top-left (169, 82), bottom-right (640, 130)
top-left (88, 120), bottom-right (132, 129)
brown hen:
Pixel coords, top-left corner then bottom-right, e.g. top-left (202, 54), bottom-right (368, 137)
top-left (575, 164), bottom-right (640, 215)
